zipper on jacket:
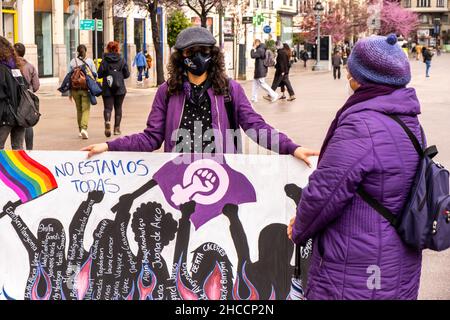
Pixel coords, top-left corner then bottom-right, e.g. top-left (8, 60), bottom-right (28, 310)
top-left (432, 195), bottom-right (450, 235)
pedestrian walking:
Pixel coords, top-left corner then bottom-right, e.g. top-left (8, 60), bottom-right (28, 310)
top-left (411, 43), bottom-right (417, 60)
top-left (83, 27), bottom-right (318, 165)
top-left (422, 46), bottom-right (433, 77)
top-left (0, 36), bottom-right (26, 150)
top-left (342, 46), bottom-right (351, 65)
top-left (332, 50), bottom-right (343, 80)
top-left (97, 41), bottom-right (130, 138)
top-left (278, 43), bottom-right (296, 101)
top-left (300, 49), bottom-right (309, 68)
top-left (12, 42), bottom-right (40, 150)
top-left (69, 44), bottom-right (97, 140)
top-left (250, 39), bottom-right (278, 102)
top-left (144, 50), bottom-right (153, 79)
top-left (133, 50), bottom-right (146, 85)
top-left (288, 34), bottom-right (424, 300)
top-left (265, 41), bottom-right (290, 102)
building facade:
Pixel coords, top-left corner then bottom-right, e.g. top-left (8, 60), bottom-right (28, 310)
top-left (0, 0), bottom-right (169, 86)
top-left (403, 0), bottom-right (450, 46)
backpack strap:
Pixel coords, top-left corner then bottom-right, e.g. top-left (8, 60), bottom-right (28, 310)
top-left (387, 115), bottom-right (423, 157)
top-left (357, 188), bottom-right (398, 227)
top-left (357, 114), bottom-right (428, 228)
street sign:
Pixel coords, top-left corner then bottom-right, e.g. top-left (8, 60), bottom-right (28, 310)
top-left (96, 19), bottom-right (103, 32)
top-left (80, 19), bottom-right (95, 31)
top-left (242, 16), bottom-right (252, 24)
top-left (263, 25), bottom-right (271, 34)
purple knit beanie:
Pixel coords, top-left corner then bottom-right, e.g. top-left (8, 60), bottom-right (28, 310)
top-left (347, 34), bottom-right (411, 87)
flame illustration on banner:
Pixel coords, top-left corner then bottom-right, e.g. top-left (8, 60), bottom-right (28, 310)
top-left (137, 263), bottom-right (157, 300)
top-left (75, 256), bottom-right (93, 300)
top-left (203, 262), bottom-right (223, 300)
top-left (31, 265), bottom-right (52, 300)
top-left (0, 150), bottom-right (58, 203)
top-left (153, 155), bottom-right (256, 229)
top-left (175, 255), bottom-right (199, 300)
top-left (2, 287), bottom-right (15, 300)
top-left (125, 282), bottom-right (135, 300)
top-left (232, 261), bottom-right (260, 300)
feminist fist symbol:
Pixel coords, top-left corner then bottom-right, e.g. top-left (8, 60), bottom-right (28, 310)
top-left (171, 159), bottom-right (229, 206)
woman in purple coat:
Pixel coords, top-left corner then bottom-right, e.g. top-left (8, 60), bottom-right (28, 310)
top-left (82, 27), bottom-right (317, 164)
top-left (288, 34), bottom-right (424, 299)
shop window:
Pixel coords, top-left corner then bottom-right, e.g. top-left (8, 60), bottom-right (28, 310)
top-left (35, 11), bottom-right (53, 77)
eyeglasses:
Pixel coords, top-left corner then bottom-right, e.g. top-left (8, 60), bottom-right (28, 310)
top-left (182, 46), bottom-right (211, 57)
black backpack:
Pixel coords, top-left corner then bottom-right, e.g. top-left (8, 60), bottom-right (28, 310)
top-left (105, 59), bottom-right (124, 93)
top-left (7, 69), bottom-right (40, 128)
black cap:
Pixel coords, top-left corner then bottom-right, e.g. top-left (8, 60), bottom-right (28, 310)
top-left (174, 27), bottom-right (217, 50)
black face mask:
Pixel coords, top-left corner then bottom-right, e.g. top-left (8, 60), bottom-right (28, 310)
top-left (184, 52), bottom-right (212, 76)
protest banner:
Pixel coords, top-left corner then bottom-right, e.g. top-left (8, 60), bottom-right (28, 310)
top-left (0, 151), bottom-right (315, 300)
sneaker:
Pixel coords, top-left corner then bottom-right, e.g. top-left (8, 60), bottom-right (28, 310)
top-left (114, 127), bottom-right (121, 136)
top-left (80, 129), bottom-right (89, 140)
top-left (280, 95), bottom-right (287, 100)
top-left (78, 132), bottom-right (82, 138)
top-left (104, 122), bottom-right (111, 138)
top-left (287, 96), bottom-right (296, 101)
top-left (271, 94), bottom-right (280, 102)
top-left (263, 95), bottom-right (272, 102)
top-left (251, 98), bottom-right (258, 103)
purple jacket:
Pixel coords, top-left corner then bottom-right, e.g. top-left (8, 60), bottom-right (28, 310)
top-left (293, 88), bottom-right (423, 300)
top-left (107, 80), bottom-right (299, 154)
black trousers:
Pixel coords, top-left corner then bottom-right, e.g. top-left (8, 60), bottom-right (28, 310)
top-left (333, 66), bottom-right (341, 79)
top-left (103, 94), bottom-right (126, 128)
top-left (272, 73), bottom-right (295, 96)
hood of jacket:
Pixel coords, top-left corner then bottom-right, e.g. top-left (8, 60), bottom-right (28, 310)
top-left (103, 53), bottom-right (122, 63)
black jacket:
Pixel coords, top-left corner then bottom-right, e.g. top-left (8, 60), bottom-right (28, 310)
top-left (251, 43), bottom-right (268, 79)
top-left (98, 53), bottom-right (130, 97)
top-left (275, 49), bottom-right (289, 75)
top-left (422, 49), bottom-right (433, 62)
top-left (0, 64), bottom-right (21, 127)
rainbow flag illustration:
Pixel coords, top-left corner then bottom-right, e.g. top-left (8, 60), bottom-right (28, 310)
top-left (0, 150), bottom-right (58, 204)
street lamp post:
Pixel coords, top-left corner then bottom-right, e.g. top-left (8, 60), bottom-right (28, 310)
top-left (312, 1), bottom-right (324, 71)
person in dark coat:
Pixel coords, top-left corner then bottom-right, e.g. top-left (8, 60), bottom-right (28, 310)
top-left (265, 41), bottom-right (293, 102)
top-left (0, 36), bottom-right (24, 150)
top-left (332, 50), bottom-right (343, 80)
top-left (422, 47), bottom-right (433, 78)
top-left (278, 43), bottom-right (296, 101)
top-left (98, 41), bottom-right (130, 137)
top-left (250, 39), bottom-right (278, 102)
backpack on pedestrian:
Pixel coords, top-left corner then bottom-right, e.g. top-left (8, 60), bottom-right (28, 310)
top-left (264, 49), bottom-right (276, 68)
top-left (358, 115), bottom-right (450, 252)
top-left (105, 60), bottom-right (125, 94)
top-left (7, 70), bottom-right (40, 128)
top-left (71, 66), bottom-right (87, 90)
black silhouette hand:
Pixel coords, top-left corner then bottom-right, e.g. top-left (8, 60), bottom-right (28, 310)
top-left (285, 184), bottom-right (302, 207)
top-left (222, 204), bottom-right (239, 222)
top-left (2, 201), bottom-right (18, 217)
top-left (180, 201), bottom-right (196, 219)
top-left (87, 190), bottom-right (105, 204)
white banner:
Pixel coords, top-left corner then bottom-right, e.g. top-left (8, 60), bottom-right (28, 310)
top-left (0, 151), bottom-right (316, 300)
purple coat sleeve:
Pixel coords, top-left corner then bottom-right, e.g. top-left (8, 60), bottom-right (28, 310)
top-left (107, 83), bottom-right (168, 152)
top-left (292, 113), bottom-right (374, 245)
top-left (232, 82), bottom-right (300, 155)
